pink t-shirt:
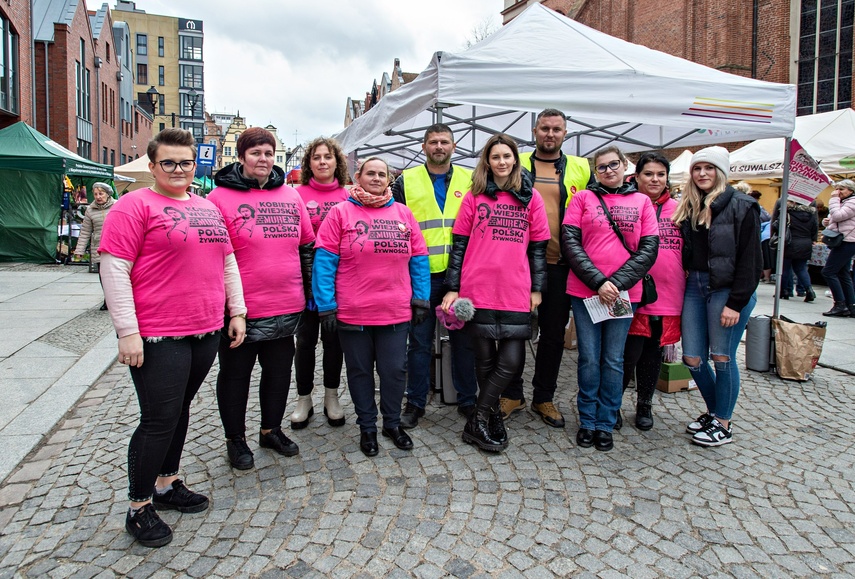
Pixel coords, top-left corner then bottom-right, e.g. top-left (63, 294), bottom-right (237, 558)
top-left (296, 179), bottom-right (349, 233)
top-left (638, 197), bottom-right (685, 315)
top-left (452, 190), bottom-right (551, 313)
top-left (563, 189), bottom-right (659, 302)
top-left (208, 184), bottom-right (315, 318)
top-left (315, 200), bottom-right (428, 325)
top-left (98, 188), bottom-right (233, 337)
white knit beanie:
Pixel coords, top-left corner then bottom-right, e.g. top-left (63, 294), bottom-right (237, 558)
top-left (690, 146), bottom-right (730, 180)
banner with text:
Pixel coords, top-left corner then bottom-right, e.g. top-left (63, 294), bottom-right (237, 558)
top-left (788, 139), bottom-right (831, 205)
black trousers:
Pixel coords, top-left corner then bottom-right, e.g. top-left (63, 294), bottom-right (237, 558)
top-left (216, 334), bottom-right (295, 439)
top-left (504, 264), bottom-right (571, 404)
top-left (294, 308), bottom-right (343, 395)
top-left (128, 333), bottom-right (219, 502)
top-left (621, 317), bottom-right (663, 405)
top-left (471, 336), bottom-right (525, 407)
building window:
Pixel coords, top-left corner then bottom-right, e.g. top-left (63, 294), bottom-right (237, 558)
top-left (158, 97), bottom-right (165, 115)
top-left (797, 0), bottom-right (854, 115)
top-left (180, 35), bottom-right (203, 60)
top-left (158, 65), bottom-right (164, 86)
top-left (224, 146), bottom-right (232, 157)
top-left (136, 34), bottom-right (147, 56)
top-left (106, 42), bottom-right (111, 63)
top-left (137, 63), bottom-right (147, 85)
top-left (77, 140), bottom-right (91, 159)
top-left (158, 36), bottom-right (164, 57)
top-left (180, 64), bottom-right (203, 89)
top-left (102, 147), bottom-right (108, 164)
top-left (110, 150), bottom-right (115, 165)
top-left (0, 14), bottom-right (18, 114)
top-left (181, 94), bottom-right (203, 118)
top-left (159, 122), bottom-right (165, 131)
top-left (76, 41), bottom-right (91, 121)
top-left (276, 155), bottom-right (283, 163)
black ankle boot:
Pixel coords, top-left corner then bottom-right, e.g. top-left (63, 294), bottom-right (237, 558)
top-left (804, 287), bottom-right (816, 302)
top-left (635, 401), bottom-right (653, 431)
top-left (823, 302), bottom-right (850, 317)
top-left (462, 412), bottom-right (505, 452)
top-left (488, 410), bottom-right (508, 445)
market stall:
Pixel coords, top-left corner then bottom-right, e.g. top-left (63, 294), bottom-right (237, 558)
top-left (0, 122), bottom-right (114, 263)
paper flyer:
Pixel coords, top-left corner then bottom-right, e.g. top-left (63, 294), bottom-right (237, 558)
top-left (583, 291), bottom-right (633, 324)
top-left (787, 139), bottom-right (832, 205)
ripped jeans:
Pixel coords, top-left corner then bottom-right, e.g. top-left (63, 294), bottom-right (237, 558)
top-left (681, 271), bottom-right (756, 421)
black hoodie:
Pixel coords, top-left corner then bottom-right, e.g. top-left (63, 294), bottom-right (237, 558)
top-left (214, 162), bottom-right (286, 191)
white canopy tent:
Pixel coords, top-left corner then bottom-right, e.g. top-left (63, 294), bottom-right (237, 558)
top-left (668, 150), bottom-right (695, 190)
top-left (335, 3), bottom-right (796, 169)
top-left (114, 155), bottom-right (154, 193)
top-left (729, 108), bottom-right (855, 180)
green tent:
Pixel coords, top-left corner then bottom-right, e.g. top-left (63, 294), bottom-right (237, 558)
top-left (0, 122), bottom-right (113, 263)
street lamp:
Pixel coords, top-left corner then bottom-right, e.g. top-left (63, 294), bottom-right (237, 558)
top-left (145, 86), bottom-right (160, 116)
top-left (186, 89), bottom-right (201, 142)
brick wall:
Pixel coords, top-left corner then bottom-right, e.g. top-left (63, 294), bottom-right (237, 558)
top-left (0, 1), bottom-right (34, 130)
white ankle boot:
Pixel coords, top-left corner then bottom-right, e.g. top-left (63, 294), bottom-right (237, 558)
top-left (324, 388), bottom-right (345, 427)
top-left (290, 395), bottom-right (314, 430)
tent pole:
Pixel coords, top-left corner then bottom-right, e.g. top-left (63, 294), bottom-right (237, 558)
top-left (772, 137), bottom-right (792, 319)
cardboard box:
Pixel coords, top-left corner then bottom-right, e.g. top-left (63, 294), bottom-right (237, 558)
top-left (656, 362), bottom-right (697, 393)
top-left (564, 316), bottom-right (577, 350)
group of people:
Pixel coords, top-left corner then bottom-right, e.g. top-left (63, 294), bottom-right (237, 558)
top-left (96, 109), bottom-right (774, 548)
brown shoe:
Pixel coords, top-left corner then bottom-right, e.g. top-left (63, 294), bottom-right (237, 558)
top-left (498, 397), bottom-right (525, 420)
top-left (531, 401), bottom-right (566, 428)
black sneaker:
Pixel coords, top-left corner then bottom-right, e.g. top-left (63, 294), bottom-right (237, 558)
top-left (259, 427), bottom-right (299, 457)
top-left (126, 503), bottom-right (173, 548)
top-left (686, 412), bottom-right (714, 434)
top-left (399, 402), bottom-right (425, 429)
top-left (691, 418), bottom-right (732, 447)
top-left (226, 437), bottom-right (254, 470)
top-left (152, 480), bottom-right (209, 513)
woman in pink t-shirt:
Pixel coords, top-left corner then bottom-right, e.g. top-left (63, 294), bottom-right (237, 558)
top-left (619, 152), bottom-right (685, 432)
top-left (561, 145), bottom-right (659, 453)
top-left (208, 127), bottom-right (315, 472)
top-left (441, 134), bottom-right (550, 453)
top-left (292, 138), bottom-right (350, 430)
top-left (313, 158), bottom-right (431, 457)
top-left (99, 129), bottom-right (247, 548)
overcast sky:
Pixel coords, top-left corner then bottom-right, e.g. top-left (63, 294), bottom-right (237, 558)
top-left (127, 0), bottom-right (501, 146)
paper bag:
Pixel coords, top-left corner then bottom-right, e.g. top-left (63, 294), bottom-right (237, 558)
top-left (771, 318), bottom-right (826, 381)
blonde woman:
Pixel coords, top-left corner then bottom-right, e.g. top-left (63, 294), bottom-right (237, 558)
top-left (673, 146), bottom-right (761, 447)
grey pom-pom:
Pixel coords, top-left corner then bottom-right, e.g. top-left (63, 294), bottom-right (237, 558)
top-left (453, 297), bottom-right (476, 321)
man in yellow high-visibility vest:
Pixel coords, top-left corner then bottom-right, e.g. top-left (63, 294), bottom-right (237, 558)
top-left (391, 124), bottom-right (478, 428)
top-left (500, 109), bottom-right (595, 428)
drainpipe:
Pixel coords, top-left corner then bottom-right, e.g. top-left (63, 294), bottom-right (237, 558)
top-left (43, 41), bottom-right (50, 137)
top-left (751, 0), bottom-right (759, 78)
top-left (94, 56), bottom-right (101, 163)
top-left (30, 1), bottom-right (36, 125)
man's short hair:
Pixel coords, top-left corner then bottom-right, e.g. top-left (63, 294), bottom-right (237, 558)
top-left (535, 109), bottom-right (567, 125)
top-left (423, 123), bottom-right (454, 142)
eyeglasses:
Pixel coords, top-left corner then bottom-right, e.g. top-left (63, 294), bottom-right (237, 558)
top-left (157, 159), bottom-right (196, 173)
top-left (595, 160), bottom-right (623, 174)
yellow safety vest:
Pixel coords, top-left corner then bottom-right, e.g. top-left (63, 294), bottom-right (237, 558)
top-left (519, 152), bottom-right (591, 208)
top-left (403, 165), bottom-right (472, 273)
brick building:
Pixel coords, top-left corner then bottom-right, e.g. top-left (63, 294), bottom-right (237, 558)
top-left (0, 0), bottom-right (35, 131)
top-left (32, 0), bottom-right (150, 165)
top-left (503, 0), bottom-right (854, 117)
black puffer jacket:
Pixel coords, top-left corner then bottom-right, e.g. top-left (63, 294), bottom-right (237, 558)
top-left (560, 182), bottom-right (659, 294)
top-left (771, 201), bottom-right (818, 261)
top-left (444, 172), bottom-right (548, 340)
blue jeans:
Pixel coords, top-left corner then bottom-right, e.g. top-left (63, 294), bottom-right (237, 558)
top-left (681, 271), bottom-right (756, 421)
top-left (339, 322), bottom-right (409, 433)
top-left (782, 258), bottom-right (811, 296)
top-left (405, 274), bottom-right (477, 408)
top-left (822, 241), bottom-right (855, 305)
top-left (570, 296), bottom-right (633, 432)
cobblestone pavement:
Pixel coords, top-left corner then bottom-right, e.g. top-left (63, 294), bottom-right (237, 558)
top-left (1, 344), bottom-right (854, 578)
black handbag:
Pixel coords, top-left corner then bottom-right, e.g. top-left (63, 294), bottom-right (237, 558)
top-left (770, 215), bottom-right (791, 250)
top-left (593, 194), bottom-right (658, 306)
top-left (822, 228), bottom-right (844, 248)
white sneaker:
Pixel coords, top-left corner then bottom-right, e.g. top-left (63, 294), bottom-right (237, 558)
top-left (691, 418), bottom-right (732, 447)
top-left (686, 412), bottom-right (714, 434)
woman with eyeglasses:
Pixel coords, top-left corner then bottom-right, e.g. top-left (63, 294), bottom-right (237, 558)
top-left (208, 127), bottom-right (315, 470)
top-left (99, 129), bottom-right (247, 547)
top-left (561, 146), bottom-right (659, 452)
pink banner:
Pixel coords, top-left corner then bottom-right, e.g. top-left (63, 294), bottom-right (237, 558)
top-left (787, 139), bottom-right (831, 205)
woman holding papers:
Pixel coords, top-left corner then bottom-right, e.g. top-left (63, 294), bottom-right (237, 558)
top-left (560, 146), bottom-right (658, 452)
top-left (673, 146), bottom-right (761, 447)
